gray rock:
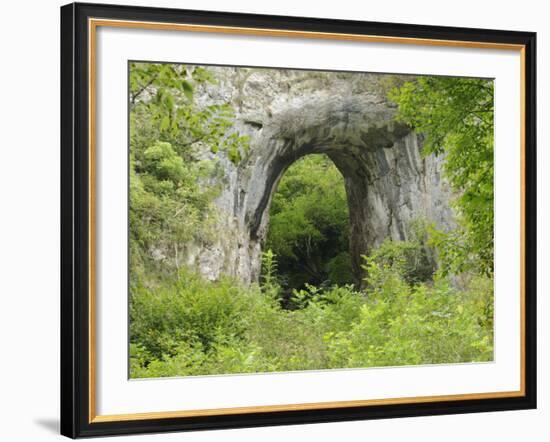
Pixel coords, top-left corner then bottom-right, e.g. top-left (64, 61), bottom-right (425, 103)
top-left (181, 68), bottom-right (454, 284)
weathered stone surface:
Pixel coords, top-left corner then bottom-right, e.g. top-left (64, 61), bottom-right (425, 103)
top-left (184, 68), bottom-right (454, 284)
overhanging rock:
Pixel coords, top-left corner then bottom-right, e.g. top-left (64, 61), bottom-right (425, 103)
top-left (183, 68), bottom-right (454, 284)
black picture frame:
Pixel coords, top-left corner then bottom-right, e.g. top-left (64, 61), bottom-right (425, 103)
top-left (61, 2), bottom-right (537, 438)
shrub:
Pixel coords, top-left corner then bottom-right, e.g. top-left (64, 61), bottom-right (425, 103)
top-left (130, 257), bottom-right (493, 378)
top-left (323, 254), bottom-right (493, 368)
top-left (130, 269), bottom-right (264, 361)
top-left (366, 222), bottom-right (435, 285)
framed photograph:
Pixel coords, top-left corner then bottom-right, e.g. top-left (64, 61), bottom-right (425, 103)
top-left (60, 2), bottom-right (536, 438)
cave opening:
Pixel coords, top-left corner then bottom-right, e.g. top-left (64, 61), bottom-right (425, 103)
top-left (261, 153), bottom-right (355, 307)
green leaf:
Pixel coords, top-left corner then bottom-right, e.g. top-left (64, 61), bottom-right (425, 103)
top-left (181, 80), bottom-right (193, 101)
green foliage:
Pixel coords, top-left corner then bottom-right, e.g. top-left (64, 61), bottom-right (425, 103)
top-left (325, 264), bottom-right (493, 368)
top-left (388, 76), bottom-right (494, 276)
top-left (129, 139), bottom-right (217, 284)
top-left (367, 220), bottom-right (435, 285)
top-left (326, 252), bottom-right (355, 286)
top-left (130, 270), bottom-right (261, 361)
top-left (260, 249), bottom-right (282, 302)
top-left (130, 239), bottom-right (493, 378)
top-left (129, 62), bottom-right (251, 285)
top-left (265, 154), bottom-right (353, 290)
top-left (130, 62), bottom-right (250, 164)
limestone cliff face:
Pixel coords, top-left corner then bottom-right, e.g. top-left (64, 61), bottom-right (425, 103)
top-left (182, 67), bottom-right (454, 284)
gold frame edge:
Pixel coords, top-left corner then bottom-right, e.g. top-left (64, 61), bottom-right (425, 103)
top-left (87, 18), bottom-right (528, 423)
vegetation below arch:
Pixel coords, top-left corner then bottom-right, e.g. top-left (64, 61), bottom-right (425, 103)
top-left (130, 248), bottom-right (493, 377)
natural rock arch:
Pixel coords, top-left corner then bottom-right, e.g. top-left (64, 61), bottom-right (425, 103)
top-left (185, 68), bottom-right (453, 284)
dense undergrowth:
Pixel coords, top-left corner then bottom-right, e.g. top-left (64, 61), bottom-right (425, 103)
top-left (130, 240), bottom-right (493, 378)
